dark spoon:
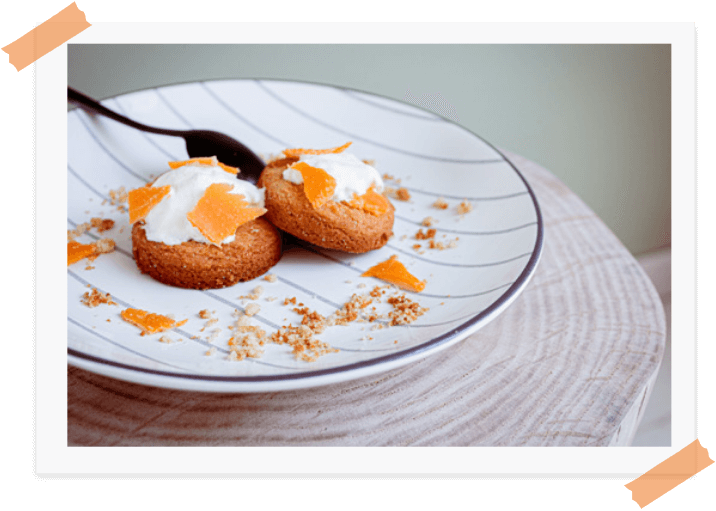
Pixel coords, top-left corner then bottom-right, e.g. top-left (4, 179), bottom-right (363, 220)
top-left (68, 87), bottom-right (266, 184)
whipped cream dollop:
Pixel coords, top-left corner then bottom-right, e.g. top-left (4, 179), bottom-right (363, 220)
top-left (282, 153), bottom-right (384, 202)
top-left (142, 163), bottom-right (265, 246)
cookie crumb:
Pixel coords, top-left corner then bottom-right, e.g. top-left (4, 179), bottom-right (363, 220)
top-left (383, 186), bottom-right (411, 201)
top-left (93, 238), bottom-right (116, 255)
top-left (245, 303), bottom-right (261, 316)
top-left (293, 306), bottom-right (328, 334)
top-left (257, 284), bottom-right (429, 362)
top-left (427, 238), bottom-right (458, 250)
top-left (457, 200), bottom-right (473, 215)
top-left (382, 186), bottom-right (396, 198)
top-left (421, 217), bottom-right (435, 227)
top-left (67, 223), bottom-right (90, 241)
top-left (386, 293), bottom-right (429, 325)
top-left (91, 217), bottom-right (115, 233)
top-left (159, 335), bottom-right (173, 344)
top-left (395, 188), bottom-right (411, 201)
top-left (240, 286), bottom-right (264, 300)
top-left (205, 347), bottom-right (217, 356)
top-left (199, 316), bottom-right (219, 332)
top-left (370, 285), bottom-right (388, 298)
top-left (415, 228), bottom-right (436, 240)
top-left (68, 217), bottom-right (115, 241)
top-left (328, 293), bottom-right (374, 326)
top-left (227, 312), bottom-right (267, 360)
top-left (270, 324), bottom-right (337, 362)
top-left (199, 309), bottom-right (212, 319)
top-left (81, 288), bottom-right (117, 308)
top-left (108, 186), bottom-right (129, 213)
top-left (432, 198), bottom-right (449, 210)
top-left (263, 273), bottom-right (278, 283)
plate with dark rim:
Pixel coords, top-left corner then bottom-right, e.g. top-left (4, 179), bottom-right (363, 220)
top-left (67, 79), bottom-right (543, 392)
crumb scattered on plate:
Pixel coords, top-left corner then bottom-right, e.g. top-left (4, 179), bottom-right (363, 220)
top-left (432, 198), bottom-right (449, 210)
top-left (415, 228), bottom-right (436, 240)
top-left (239, 286), bottom-right (264, 301)
top-left (245, 302), bottom-right (261, 316)
top-left (81, 288), bottom-right (117, 308)
top-left (68, 218), bottom-right (115, 241)
top-left (457, 201), bottom-right (473, 215)
top-left (383, 186), bottom-right (411, 201)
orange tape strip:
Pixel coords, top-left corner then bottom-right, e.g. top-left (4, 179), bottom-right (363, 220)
top-left (625, 439), bottom-right (713, 508)
top-left (2, 2), bottom-right (90, 72)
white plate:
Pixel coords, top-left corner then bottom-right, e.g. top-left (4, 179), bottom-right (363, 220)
top-left (67, 79), bottom-right (543, 392)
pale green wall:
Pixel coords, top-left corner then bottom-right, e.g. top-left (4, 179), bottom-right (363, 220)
top-left (68, 44), bottom-right (670, 256)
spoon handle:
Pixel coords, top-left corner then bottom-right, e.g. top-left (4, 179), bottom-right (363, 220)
top-left (68, 87), bottom-right (186, 137)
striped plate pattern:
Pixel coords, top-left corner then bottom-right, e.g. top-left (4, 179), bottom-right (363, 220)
top-left (67, 79), bottom-right (543, 392)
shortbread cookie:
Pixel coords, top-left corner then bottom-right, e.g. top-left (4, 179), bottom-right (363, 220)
top-left (128, 157), bottom-right (281, 289)
top-left (132, 218), bottom-right (281, 289)
top-left (258, 144), bottom-right (394, 253)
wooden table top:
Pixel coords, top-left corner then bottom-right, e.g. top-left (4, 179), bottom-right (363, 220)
top-left (68, 151), bottom-right (666, 447)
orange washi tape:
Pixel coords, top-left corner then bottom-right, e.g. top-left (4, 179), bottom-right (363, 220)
top-left (2, 2), bottom-right (90, 72)
top-left (625, 439), bottom-right (713, 508)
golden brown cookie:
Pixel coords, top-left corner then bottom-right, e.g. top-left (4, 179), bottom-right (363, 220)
top-left (132, 217), bottom-right (282, 289)
top-left (258, 157), bottom-right (395, 253)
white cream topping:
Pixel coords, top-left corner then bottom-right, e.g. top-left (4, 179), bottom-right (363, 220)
top-left (142, 163), bottom-right (265, 246)
top-left (282, 153), bottom-right (384, 202)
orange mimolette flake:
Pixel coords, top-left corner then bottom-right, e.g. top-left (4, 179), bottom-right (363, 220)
top-left (362, 255), bottom-right (426, 293)
top-left (128, 185), bottom-right (171, 224)
top-left (292, 161), bottom-right (337, 209)
top-left (168, 156), bottom-right (239, 175)
top-left (67, 241), bottom-right (97, 266)
top-left (283, 142), bottom-right (352, 158)
top-left (348, 189), bottom-right (391, 216)
top-left (186, 183), bottom-right (266, 244)
top-left (120, 308), bottom-right (188, 335)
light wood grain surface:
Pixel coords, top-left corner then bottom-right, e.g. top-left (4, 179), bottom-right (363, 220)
top-left (67, 152), bottom-right (666, 446)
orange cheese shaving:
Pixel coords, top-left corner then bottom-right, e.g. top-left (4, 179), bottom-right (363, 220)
top-left (283, 142), bottom-right (352, 157)
top-left (168, 156), bottom-right (239, 175)
top-left (361, 255), bottom-right (426, 292)
top-left (120, 308), bottom-right (188, 335)
top-left (186, 183), bottom-right (266, 244)
top-left (67, 241), bottom-right (97, 266)
top-left (292, 161), bottom-right (337, 209)
top-left (348, 189), bottom-right (391, 216)
top-left (128, 185), bottom-right (171, 224)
